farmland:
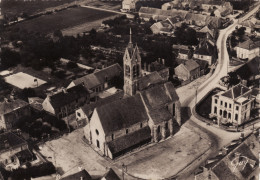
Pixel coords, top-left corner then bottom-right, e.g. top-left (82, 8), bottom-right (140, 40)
top-left (12, 7), bottom-right (118, 35)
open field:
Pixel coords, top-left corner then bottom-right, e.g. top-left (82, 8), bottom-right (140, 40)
top-left (39, 125), bottom-right (211, 179)
top-left (4, 72), bottom-right (47, 89)
top-left (1, 0), bottom-right (78, 17)
top-left (12, 7), bottom-right (117, 35)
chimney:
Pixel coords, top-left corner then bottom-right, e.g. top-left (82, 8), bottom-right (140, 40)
top-left (148, 64), bottom-right (151, 72)
top-left (162, 59), bottom-right (165, 65)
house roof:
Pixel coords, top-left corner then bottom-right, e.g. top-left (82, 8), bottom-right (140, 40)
top-left (47, 84), bottom-right (89, 109)
top-left (96, 93), bottom-right (149, 134)
top-left (193, 58), bottom-right (209, 69)
top-left (101, 168), bottom-right (120, 180)
top-left (0, 132), bottom-right (27, 153)
top-left (0, 98), bottom-right (28, 115)
top-left (138, 71), bottom-right (164, 91)
top-left (237, 39), bottom-right (260, 50)
top-left (235, 56), bottom-right (260, 80)
top-left (198, 26), bottom-right (214, 38)
top-left (28, 97), bottom-right (44, 111)
top-left (140, 82), bottom-right (179, 110)
top-left (194, 40), bottom-right (215, 56)
top-left (149, 61), bottom-right (168, 72)
top-left (72, 63), bottom-right (122, 89)
top-left (80, 91), bottom-right (124, 117)
top-left (221, 84), bottom-right (250, 100)
top-left (107, 126), bottom-right (151, 155)
top-left (184, 60), bottom-right (200, 71)
top-left (239, 20), bottom-right (255, 28)
top-left (61, 170), bottom-right (92, 180)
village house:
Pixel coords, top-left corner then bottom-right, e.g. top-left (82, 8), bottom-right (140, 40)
top-left (195, 131), bottom-right (259, 180)
top-left (0, 98), bottom-right (31, 130)
top-left (210, 84), bottom-right (255, 126)
top-left (193, 38), bottom-right (216, 65)
top-left (174, 59), bottom-right (200, 81)
top-left (42, 84), bottom-right (90, 119)
top-left (173, 45), bottom-right (193, 60)
top-left (235, 39), bottom-right (260, 60)
top-left (142, 59), bottom-right (169, 81)
top-left (197, 26), bottom-right (215, 41)
top-left (0, 132), bottom-right (32, 170)
top-left (237, 19), bottom-right (256, 34)
top-left (83, 30), bottom-right (181, 159)
top-left (67, 63), bottom-right (122, 99)
top-left (121, 0), bottom-right (138, 12)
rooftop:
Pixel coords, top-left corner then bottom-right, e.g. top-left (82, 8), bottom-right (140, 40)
top-left (237, 39), bottom-right (260, 50)
top-left (0, 98), bottom-right (29, 115)
top-left (61, 169), bottom-right (92, 180)
top-left (221, 84), bottom-right (250, 100)
top-left (0, 132), bottom-right (27, 152)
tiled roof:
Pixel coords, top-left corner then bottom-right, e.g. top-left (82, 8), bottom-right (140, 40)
top-left (102, 168), bottom-right (120, 180)
top-left (184, 60), bottom-right (200, 71)
top-left (0, 132), bottom-right (27, 152)
top-left (149, 108), bottom-right (172, 124)
top-left (72, 63), bottom-right (122, 89)
top-left (194, 58), bottom-right (209, 69)
top-left (107, 126), bottom-right (151, 155)
top-left (194, 40), bottom-right (215, 56)
top-left (96, 94), bottom-right (149, 134)
top-left (198, 26), bottom-right (214, 38)
top-left (221, 84), bottom-right (250, 100)
top-left (138, 72), bottom-right (164, 91)
top-left (80, 91), bottom-right (124, 117)
top-left (237, 39), bottom-right (260, 50)
top-left (48, 84), bottom-right (89, 109)
top-left (140, 82), bottom-right (179, 110)
top-left (236, 57), bottom-right (260, 79)
top-left (61, 170), bottom-right (92, 180)
top-left (0, 99), bottom-right (29, 115)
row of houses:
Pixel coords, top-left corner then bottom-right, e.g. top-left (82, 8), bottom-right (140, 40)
top-left (139, 7), bottom-right (224, 29)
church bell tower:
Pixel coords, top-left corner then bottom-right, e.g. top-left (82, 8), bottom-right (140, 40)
top-left (123, 29), bottom-right (142, 96)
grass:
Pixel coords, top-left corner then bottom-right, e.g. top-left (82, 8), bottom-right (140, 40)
top-left (196, 88), bottom-right (223, 119)
top-left (12, 7), bottom-right (117, 34)
top-left (1, 0), bottom-right (77, 17)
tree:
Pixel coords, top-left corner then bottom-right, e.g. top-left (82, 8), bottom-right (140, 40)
top-left (17, 88), bottom-right (36, 101)
top-left (53, 29), bottom-right (63, 39)
top-left (66, 61), bottom-right (78, 69)
top-left (0, 48), bottom-right (21, 68)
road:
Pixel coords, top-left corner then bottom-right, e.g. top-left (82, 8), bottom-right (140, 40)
top-left (81, 4), bottom-right (128, 15)
top-left (175, 3), bottom-right (260, 179)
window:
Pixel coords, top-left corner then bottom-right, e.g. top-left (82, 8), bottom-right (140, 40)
top-left (223, 111), bottom-right (227, 118)
top-left (96, 140), bottom-right (100, 148)
top-left (157, 125), bottom-right (161, 133)
top-left (225, 102), bottom-right (227, 108)
top-left (126, 129), bottom-right (129, 134)
top-left (220, 101), bottom-right (223, 106)
top-left (96, 129), bottom-right (99, 135)
top-left (235, 114), bottom-right (238, 121)
top-left (111, 134), bottom-right (114, 140)
top-left (125, 65), bottom-right (130, 77)
top-left (245, 104), bottom-right (248, 109)
top-left (236, 106), bottom-right (239, 111)
top-left (228, 113), bottom-right (231, 119)
top-left (215, 99), bottom-right (218, 104)
top-left (220, 110), bottom-right (222, 116)
top-left (173, 103), bottom-right (175, 116)
top-left (214, 107), bottom-right (217, 114)
top-left (140, 123), bottom-right (143, 128)
top-left (229, 104), bottom-right (231, 108)
top-left (77, 112), bottom-right (81, 117)
top-left (165, 122), bottom-right (168, 130)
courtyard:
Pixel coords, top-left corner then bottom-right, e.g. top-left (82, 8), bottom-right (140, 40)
top-left (39, 125), bottom-right (211, 179)
top-left (4, 72), bottom-right (47, 89)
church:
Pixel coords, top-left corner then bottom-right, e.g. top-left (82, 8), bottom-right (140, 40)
top-left (83, 30), bottom-right (181, 159)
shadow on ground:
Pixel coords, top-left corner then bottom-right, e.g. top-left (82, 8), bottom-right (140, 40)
top-left (181, 106), bottom-right (192, 124)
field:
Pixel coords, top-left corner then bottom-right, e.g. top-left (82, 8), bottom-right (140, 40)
top-left (4, 72), bottom-right (47, 89)
top-left (13, 7), bottom-right (118, 35)
top-left (1, 0), bottom-right (77, 17)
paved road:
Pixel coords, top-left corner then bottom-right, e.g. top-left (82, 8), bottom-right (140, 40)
top-left (176, 4), bottom-right (260, 179)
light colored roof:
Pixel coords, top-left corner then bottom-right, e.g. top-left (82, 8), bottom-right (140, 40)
top-left (184, 60), bottom-right (200, 71)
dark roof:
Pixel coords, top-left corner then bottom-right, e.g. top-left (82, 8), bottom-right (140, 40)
top-left (72, 63), bottom-right (122, 89)
top-left (28, 97), bottom-right (44, 111)
top-left (194, 58), bottom-right (209, 69)
top-left (80, 91), bottom-right (124, 117)
top-left (140, 82), bottom-right (179, 110)
top-left (149, 108), bottom-right (172, 124)
top-left (101, 168), bottom-right (120, 180)
top-left (96, 94), bottom-right (149, 134)
top-left (184, 60), bottom-right (200, 71)
top-left (138, 72), bottom-right (164, 91)
top-left (61, 170), bottom-right (92, 180)
top-left (237, 40), bottom-right (260, 50)
top-left (48, 84), bottom-right (89, 109)
top-left (0, 99), bottom-right (29, 115)
top-left (194, 40), bottom-right (215, 56)
top-left (149, 61), bottom-right (168, 72)
top-left (236, 56), bottom-right (260, 79)
top-left (221, 84), bottom-right (250, 99)
top-left (0, 132), bottom-right (27, 153)
top-left (107, 126), bottom-right (151, 155)
top-left (212, 161), bottom-right (238, 180)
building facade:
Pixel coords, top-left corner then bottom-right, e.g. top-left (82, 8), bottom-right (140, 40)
top-left (210, 84), bottom-right (254, 126)
top-left (236, 40), bottom-right (260, 60)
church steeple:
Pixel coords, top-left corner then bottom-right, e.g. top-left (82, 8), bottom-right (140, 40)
top-left (123, 29), bottom-right (142, 96)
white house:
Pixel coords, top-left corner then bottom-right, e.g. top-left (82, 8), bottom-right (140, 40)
top-left (235, 39), bottom-right (260, 60)
top-left (210, 84), bottom-right (255, 126)
top-left (121, 0), bottom-right (138, 12)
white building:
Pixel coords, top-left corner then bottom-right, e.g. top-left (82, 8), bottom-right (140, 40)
top-left (235, 39), bottom-right (260, 60)
top-left (210, 84), bottom-right (255, 126)
top-left (121, 0), bottom-right (137, 12)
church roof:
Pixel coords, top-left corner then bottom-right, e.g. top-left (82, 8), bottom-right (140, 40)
top-left (96, 93), bottom-right (149, 134)
top-left (138, 71), bottom-right (164, 91)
